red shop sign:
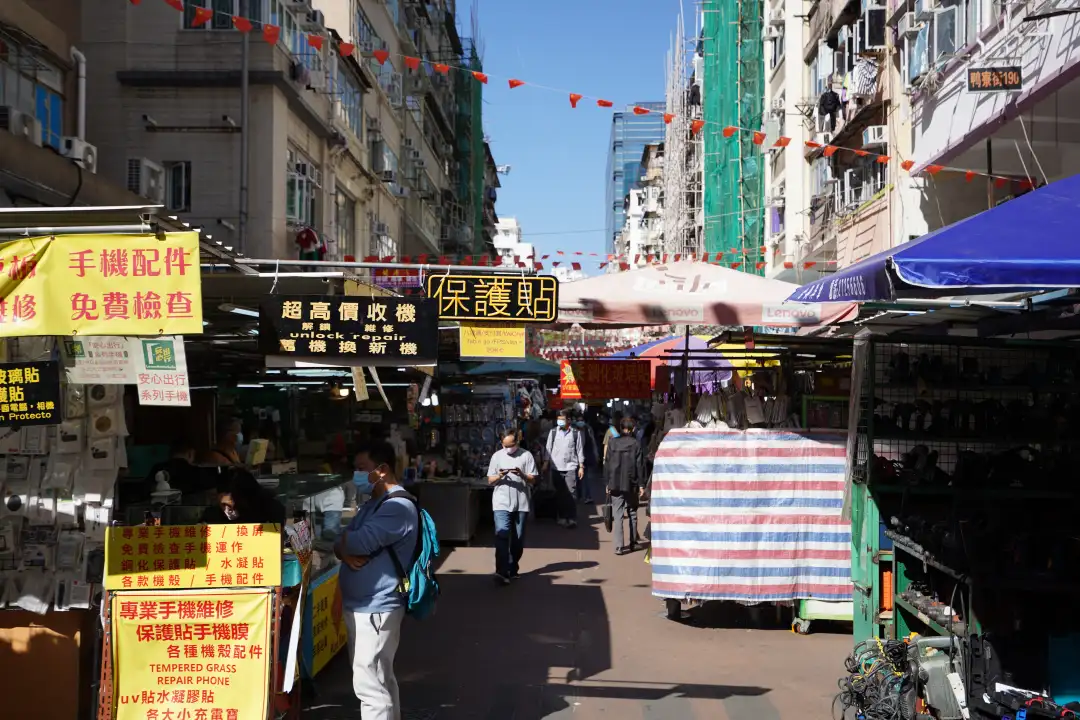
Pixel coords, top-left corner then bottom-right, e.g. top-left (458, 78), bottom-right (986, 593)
top-left (560, 360), bottom-right (652, 401)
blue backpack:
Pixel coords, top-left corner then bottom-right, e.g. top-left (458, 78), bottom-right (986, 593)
top-left (380, 492), bottom-right (440, 620)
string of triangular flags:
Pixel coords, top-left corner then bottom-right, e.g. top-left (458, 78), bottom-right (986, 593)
top-left (133, 0), bottom-right (1041, 189)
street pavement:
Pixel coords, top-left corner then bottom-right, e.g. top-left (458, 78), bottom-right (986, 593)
top-left (304, 504), bottom-right (851, 719)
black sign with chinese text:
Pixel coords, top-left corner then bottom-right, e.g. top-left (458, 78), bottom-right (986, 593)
top-left (259, 296), bottom-right (438, 365)
top-left (425, 274), bottom-right (559, 323)
top-left (0, 360), bottom-right (61, 427)
top-left (967, 66), bottom-right (1022, 92)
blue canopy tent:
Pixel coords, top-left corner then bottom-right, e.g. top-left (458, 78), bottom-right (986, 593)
top-left (464, 357), bottom-right (560, 376)
top-left (787, 173), bottom-right (1080, 304)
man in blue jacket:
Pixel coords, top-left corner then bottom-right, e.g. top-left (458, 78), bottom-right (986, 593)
top-left (334, 441), bottom-right (418, 720)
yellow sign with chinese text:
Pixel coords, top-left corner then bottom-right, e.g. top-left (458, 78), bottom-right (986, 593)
top-left (0, 232), bottom-right (202, 337)
top-left (425, 274), bottom-right (559, 323)
top-left (104, 524), bottom-right (282, 591)
top-left (308, 572), bottom-right (348, 676)
top-left (459, 323), bottom-right (526, 359)
top-left (111, 588), bottom-right (272, 720)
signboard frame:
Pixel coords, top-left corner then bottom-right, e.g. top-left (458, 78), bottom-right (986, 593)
top-left (425, 273), bottom-right (559, 323)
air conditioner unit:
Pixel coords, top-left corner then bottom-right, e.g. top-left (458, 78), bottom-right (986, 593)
top-left (769, 8), bottom-right (784, 26)
top-left (373, 221), bottom-right (389, 236)
top-left (390, 186), bottom-right (409, 198)
top-left (300, 10), bottom-right (325, 31)
top-left (307, 70), bottom-right (326, 91)
top-left (0, 106), bottom-right (42, 147)
top-left (408, 149), bottom-right (421, 160)
top-left (765, 25), bottom-right (781, 39)
top-left (380, 170), bottom-right (397, 184)
top-left (61, 137), bottom-right (98, 173)
top-left (771, 97), bottom-right (785, 112)
top-left (127, 158), bottom-right (166, 203)
top-left (899, 12), bottom-right (921, 37)
top-left (863, 125), bottom-right (887, 148)
top-left (311, 167), bottom-right (323, 187)
top-left (913, 0), bottom-right (934, 21)
top-left (414, 158), bottom-right (427, 169)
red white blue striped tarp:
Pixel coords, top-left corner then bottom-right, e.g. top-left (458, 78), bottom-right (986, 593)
top-left (650, 428), bottom-right (853, 603)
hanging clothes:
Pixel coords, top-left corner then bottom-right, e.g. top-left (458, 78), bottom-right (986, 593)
top-left (853, 57), bottom-right (879, 97)
top-left (817, 90), bottom-right (841, 132)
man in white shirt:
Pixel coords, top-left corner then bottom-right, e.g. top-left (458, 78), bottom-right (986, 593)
top-left (544, 410), bottom-right (584, 528)
top-left (486, 429), bottom-right (538, 584)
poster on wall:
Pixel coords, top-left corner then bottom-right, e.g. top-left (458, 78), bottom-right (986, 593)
top-left (459, 323), bottom-right (526, 360)
top-left (110, 588), bottom-right (272, 720)
top-left (133, 336), bottom-right (192, 407)
top-left (259, 296), bottom-right (438, 366)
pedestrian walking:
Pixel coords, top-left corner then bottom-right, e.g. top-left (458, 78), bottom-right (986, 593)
top-left (576, 418), bottom-right (598, 504)
top-left (605, 418), bottom-right (646, 555)
top-left (543, 409), bottom-right (584, 528)
top-left (486, 429), bottom-right (538, 584)
top-left (333, 441), bottom-right (419, 720)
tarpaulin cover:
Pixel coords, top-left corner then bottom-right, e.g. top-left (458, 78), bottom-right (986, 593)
top-left (787, 173), bottom-right (1080, 303)
top-left (650, 428), bottom-right (853, 603)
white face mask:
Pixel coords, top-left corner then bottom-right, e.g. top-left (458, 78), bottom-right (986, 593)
top-left (223, 506), bottom-right (239, 521)
top-left (235, 432), bottom-right (244, 447)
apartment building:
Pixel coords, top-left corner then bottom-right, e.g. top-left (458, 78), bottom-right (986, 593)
top-left (0, 0), bottom-right (145, 209)
top-left (492, 217), bottom-right (533, 268)
top-left (79, 0), bottom-right (492, 263)
top-left (605, 102), bottom-right (666, 255)
top-left (615, 143), bottom-right (664, 262)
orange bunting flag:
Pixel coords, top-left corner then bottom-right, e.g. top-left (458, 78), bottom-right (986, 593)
top-left (472, 71), bottom-right (488, 83)
top-left (1018, 178), bottom-right (1035, 190)
top-left (373, 49), bottom-right (390, 64)
top-left (433, 63), bottom-right (450, 74)
top-left (755, 261), bottom-right (766, 270)
top-left (823, 146), bottom-right (839, 157)
top-left (597, 99), bottom-right (614, 108)
top-left (540, 254), bottom-right (549, 260)
top-left (691, 119), bottom-right (706, 136)
top-left (262, 24), bottom-right (281, 44)
top-left (752, 131), bottom-right (767, 145)
top-left (569, 93), bottom-right (583, 108)
top-left (701, 253), bottom-right (710, 262)
top-left (233, 15), bottom-right (253, 32)
top-left (599, 262), bottom-right (608, 269)
top-left (619, 263), bottom-right (630, 271)
top-left (307, 34), bottom-right (324, 51)
top-left (572, 262), bottom-right (582, 271)
top-left (508, 78), bottom-right (525, 88)
top-left (633, 106), bottom-right (651, 115)
top-left (926, 165), bottom-right (944, 175)
top-left (664, 113), bottom-right (676, 124)
top-left (994, 177), bottom-right (1008, 188)
top-left (876, 155), bottom-right (890, 164)
top-left (965, 171), bottom-right (977, 182)
top-left (163, 0), bottom-right (184, 10)
top-left (804, 261), bottom-right (817, 269)
top-left (773, 136), bottom-right (791, 147)
top-left (662, 254), bottom-right (669, 263)
top-left (534, 262), bottom-right (544, 271)
top-left (730, 262), bottom-right (742, 269)
top-left (339, 42), bottom-right (355, 57)
top-left (674, 254), bottom-right (682, 262)
top-left (854, 149), bottom-right (869, 157)
top-left (722, 126), bottom-right (737, 138)
top-left (552, 262), bottom-right (561, 267)
top-left (556, 250), bottom-right (565, 255)
top-left (900, 160), bottom-right (915, 171)
top-left (805, 140), bottom-right (822, 149)
top-left (783, 261), bottom-right (794, 269)
top-left (191, 7), bottom-right (213, 25)
top-left (129, 0), bottom-right (141, 4)
top-left (404, 56), bottom-right (421, 71)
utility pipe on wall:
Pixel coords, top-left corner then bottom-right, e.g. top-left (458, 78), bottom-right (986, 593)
top-left (70, 46), bottom-right (87, 141)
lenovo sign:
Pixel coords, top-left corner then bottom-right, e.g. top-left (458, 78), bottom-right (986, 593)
top-left (761, 303), bottom-right (823, 326)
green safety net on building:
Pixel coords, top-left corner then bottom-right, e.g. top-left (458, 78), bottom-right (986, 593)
top-left (454, 39), bottom-right (486, 255)
top-left (703, 0), bottom-right (766, 274)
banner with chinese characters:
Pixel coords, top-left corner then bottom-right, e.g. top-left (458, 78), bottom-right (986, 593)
top-left (104, 523), bottom-right (282, 591)
top-left (134, 336), bottom-right (192, 407)
top-left (426, 274), bottom-right (559, 323)
top-left (258, 296), bottom-right (438, 366)
top-left (560, 360), bottom-right (652, 401)
top-left (0, 360), bottom-right (60, 427)
top-left (459, 322), bottom-right (526, 360)
top-left (373, 267), bottom-right (422, 289)
top-left (0, 232), bottom-right (202, 337)
top-left (967, 66), bottom-right (1022, 92)
top-left (111, 588), bottom-right (272, 720)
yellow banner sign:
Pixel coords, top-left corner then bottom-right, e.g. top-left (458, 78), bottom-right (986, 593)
top-left (309, 572), bottom-right (348, 676)
top-left (105, 524), bottom-right (282, 591)
top-left (111, 588), bottom-right (272, 720)
top-left (459, 323), bottom-right (526, 359)
top-left (0, 232), bottom-right (202, 337)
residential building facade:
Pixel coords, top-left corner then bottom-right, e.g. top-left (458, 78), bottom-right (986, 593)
top-left (493, 216), bottom-right (533, 268)
top-left (616, 143), bottom-right (664, 262)
top-left (79, 0), bottom-right (494, 264)
top-left (0, 0), bottom-right (145, 209)
top-left (605, 101), bottom-right (666, 255)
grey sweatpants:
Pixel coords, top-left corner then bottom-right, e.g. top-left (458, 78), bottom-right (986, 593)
top-left (344, 607), bottom-right (405, 720)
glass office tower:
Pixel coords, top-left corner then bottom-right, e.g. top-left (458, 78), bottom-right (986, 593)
top-left (605, 101), bottom-right (666, 255)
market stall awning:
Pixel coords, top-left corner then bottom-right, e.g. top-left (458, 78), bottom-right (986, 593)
top-left (465, 357), bottom-right (560, 376)
top-left (558, 261), bottom-right (856, 327)
top-left (787, 173), bottom-right (1080, 304)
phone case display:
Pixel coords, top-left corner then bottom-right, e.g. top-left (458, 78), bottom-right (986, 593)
top-left (508, 379), bottom-right (547, 421)
top-left (441, 396), bottom-right (512, 478)
top-left (0, 379), bottom-right (122, 613)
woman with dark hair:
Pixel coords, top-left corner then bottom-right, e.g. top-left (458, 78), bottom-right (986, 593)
top-left (202, 467), bottom-right (286, 526)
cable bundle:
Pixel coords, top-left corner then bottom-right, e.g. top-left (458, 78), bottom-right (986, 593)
top-left (833, 639), bottom-right (914, 720)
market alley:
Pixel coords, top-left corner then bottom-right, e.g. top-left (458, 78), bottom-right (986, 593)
top-left (303, 507), bottom-right (851, 720)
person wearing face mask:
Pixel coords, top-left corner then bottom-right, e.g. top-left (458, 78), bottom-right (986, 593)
top-left (202, 468), bottom-right (286, 526)
top-left (333, 441), bottom-right (419, 720)
top-left (543, 409), bottom-right (584, 529)
top-left (204, 419), bottom-right (243, 466)
top-left (487, 429), bottom-right (538, 584)
top-left (575, 418), bottom-right (598, 504)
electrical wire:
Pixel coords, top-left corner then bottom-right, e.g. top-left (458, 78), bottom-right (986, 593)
top-left (833, 638), bottom-right (912, 720)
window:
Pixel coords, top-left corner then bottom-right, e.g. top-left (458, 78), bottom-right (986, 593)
top-left (335, 192), bottom-right (357, 257)
top-left (164, 161), bottom-right (192, 212)
top-left (286, 149), bottom-right (318, 227)
top-left (334, 59), bottom-right (364, 141)
top-left (183, 0), bottom-right (266, 30)
top-left (0, 37), bottom-right (66, 148)
top-left (770, 28), bottom-right (786, 70)
top-left (855, 6), bottom-right (887, 53)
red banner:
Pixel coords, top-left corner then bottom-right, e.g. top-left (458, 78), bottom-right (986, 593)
top-left (560, 360), bottom-right (652, 401)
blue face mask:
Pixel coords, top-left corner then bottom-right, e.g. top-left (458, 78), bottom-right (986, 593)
top-left (575, 421), bottom-right (585, 428)
top-left (557, 419), bottom-right (567, 428)
top-left (235, 432), bottom-right (244, 447)
top-left (353, 470), bottom-right (375, 496)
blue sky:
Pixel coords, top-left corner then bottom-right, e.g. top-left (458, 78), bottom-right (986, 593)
top-left (471, 0), bottom-right (682, 264)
